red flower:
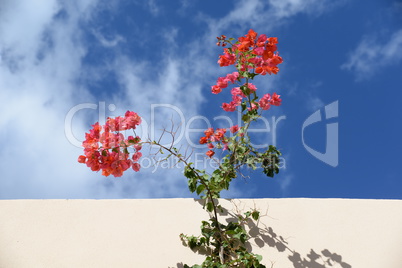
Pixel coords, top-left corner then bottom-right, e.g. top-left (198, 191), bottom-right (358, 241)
top-left (222, 102), bottom-right (237, 112)
top-left (78, 155), bottom-right (86, 163)
top-left (211, 85), bottom-right (222, 94)
top-left (218, 48), bottom-right (236, 67)
top-left (230, 125), bottom-right (239, 133)
top-left (78, 112), bottom-right (143, 177)
top-left (132, 163), bottom-right (141, 172)
top-left (206, 150), bottom-right (215, 158)
top-left (199, 136), bottom-right (208, 144)
top-left (270, 93), bottom-right (282, 106)
top-left (204, 128), bottom-right (214, 138)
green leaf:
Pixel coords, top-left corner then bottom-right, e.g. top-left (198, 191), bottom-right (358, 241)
top-left (206, 201), bottom-right (214, 212)
top-left (242, 114), bottom-right (250, 123)
top-left (196, 184), bottom-right (205, 195)
top-left (188, 179), bottom-right (197, 193)
top-left (241, 102), bottom-right (247, 112)
top-left (256, 254), bottom-right (263, 262)
top-left (248, 73), bottom-right (258, 79)
top-left (252, 211), bottom-right (260, 221)
top-left (188, 236), bottom-right (198, 250)
top-left (240, 85), bottom-right (250, 95)
top-left (184, 165), bottom-right (195, 179)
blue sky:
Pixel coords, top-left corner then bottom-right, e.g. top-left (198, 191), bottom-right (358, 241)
top-left (1, 0), bottom-right (401, 199)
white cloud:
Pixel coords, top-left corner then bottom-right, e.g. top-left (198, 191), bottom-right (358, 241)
top-left (0, 0), bottom-right (59, 59)
top-left (269, 0), bottom-right (344, 18)
top-left (341, 29), bottom-right (402, 81)
top-left (307, 96), bottom-right (325, 112)
top-left (0, 1), bottom-right (210, 199)
top-left (178, 0), bottom-right (192, 15)
top-left (0, 0), bottom-right (341, 199)
top-left (0, 0), bottom-right (102, 198)
top-left (147, 0), bottom-right (160, 16)
top-left (278, 174), bottom-right (293, 195)
top-left (92, 30), bottom-right (125, 47)
top-left (201, 0), bottom-right (344, 37)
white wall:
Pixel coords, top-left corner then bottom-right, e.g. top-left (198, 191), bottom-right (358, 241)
top-left (1, 198), bottom-right (401, 267)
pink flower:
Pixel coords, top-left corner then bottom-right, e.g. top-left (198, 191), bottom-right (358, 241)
top-left (247, 102), bottom-right (258, 111)
top-left (132, 152), bottom-right (142, 162)
top-left (231, 87), bottom-right (245, 98)
top-left (123, 111), bottom-right (142, 130)
top-left (218, 48), bottom-right (236, 67)
top-left (259, 94), bottom-right (271, 110)
top-left (246, 83), bottom-right (257, 93)
top-left (132, 163), bottom-right (141, 172)
top-left (248, 57), bottom-right (263, 66)
top-left (216, 77), bottom-right (229, 89)
top-left (253, 47), bottom-right (265, 55)
top-left (211, 85), bottom-right (222, 94)
top-left (105, 116), bottom-right (121, 131)
top-left (270, 92), bottom-right (282, 106)
top-left (134, 144), bottom-right (142, 151)
top-left (214, 128), bottom-right (227, 141)
top-left (119, 160), bottom-right (131, 172)
top-left (256, 34), bottom-right (267, 46)
top-left (226, 72), bottom-right (239, 83)
top-left (222, 102), bottom-right (236, 112)
top-left (230, 125), bottom-right (239, 133)
top-left (232, 95), bottom-right (243, 105)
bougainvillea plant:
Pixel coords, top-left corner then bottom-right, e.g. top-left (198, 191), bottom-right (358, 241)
top-left (78, 29), bottom-right (283, 268)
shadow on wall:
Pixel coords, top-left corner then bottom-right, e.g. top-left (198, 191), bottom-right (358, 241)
top-left (174, 200), bottom-right (352, 268)
top-left (249, 223), bottom-right (352, 268)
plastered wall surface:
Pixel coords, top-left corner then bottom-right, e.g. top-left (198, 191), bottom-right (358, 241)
top-left (0, 198), bottom-right (401, 268)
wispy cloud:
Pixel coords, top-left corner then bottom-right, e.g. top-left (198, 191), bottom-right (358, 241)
top-left (0, 0), bottom-right (341, 199)
top-left (341, 29), bottom-right (402, 81)
top-left (0, 1), bottom-right (210, 199)
top-left (147, 0), bottom-right (160, 16)
top-left (0, 0), bottom-right (101, 198)
top-left (269, 0), bottom-right (344, 18)
top-left (201, 0), bottom-right (344, 37)
top-left (91, 30), bottom-right (125, 47)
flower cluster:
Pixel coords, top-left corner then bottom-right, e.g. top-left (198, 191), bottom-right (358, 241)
top-left (201, 29), bottom-right (283, 157)
top-left (211, 72), bottom-right (239, 94)
top-left (78, 111), bottom-right (143, 177)
top-left (211, 29), bottom-right (283, 113)
top-left (199, 126), bottom-right (240, 158)
top-left (217, 29), bottom-right (283, 75)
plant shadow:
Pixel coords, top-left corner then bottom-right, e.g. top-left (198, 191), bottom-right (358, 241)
top-left (244, 215), bottom-right (352, 268)
top-left (176, 199), bottom-right (352, 268)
